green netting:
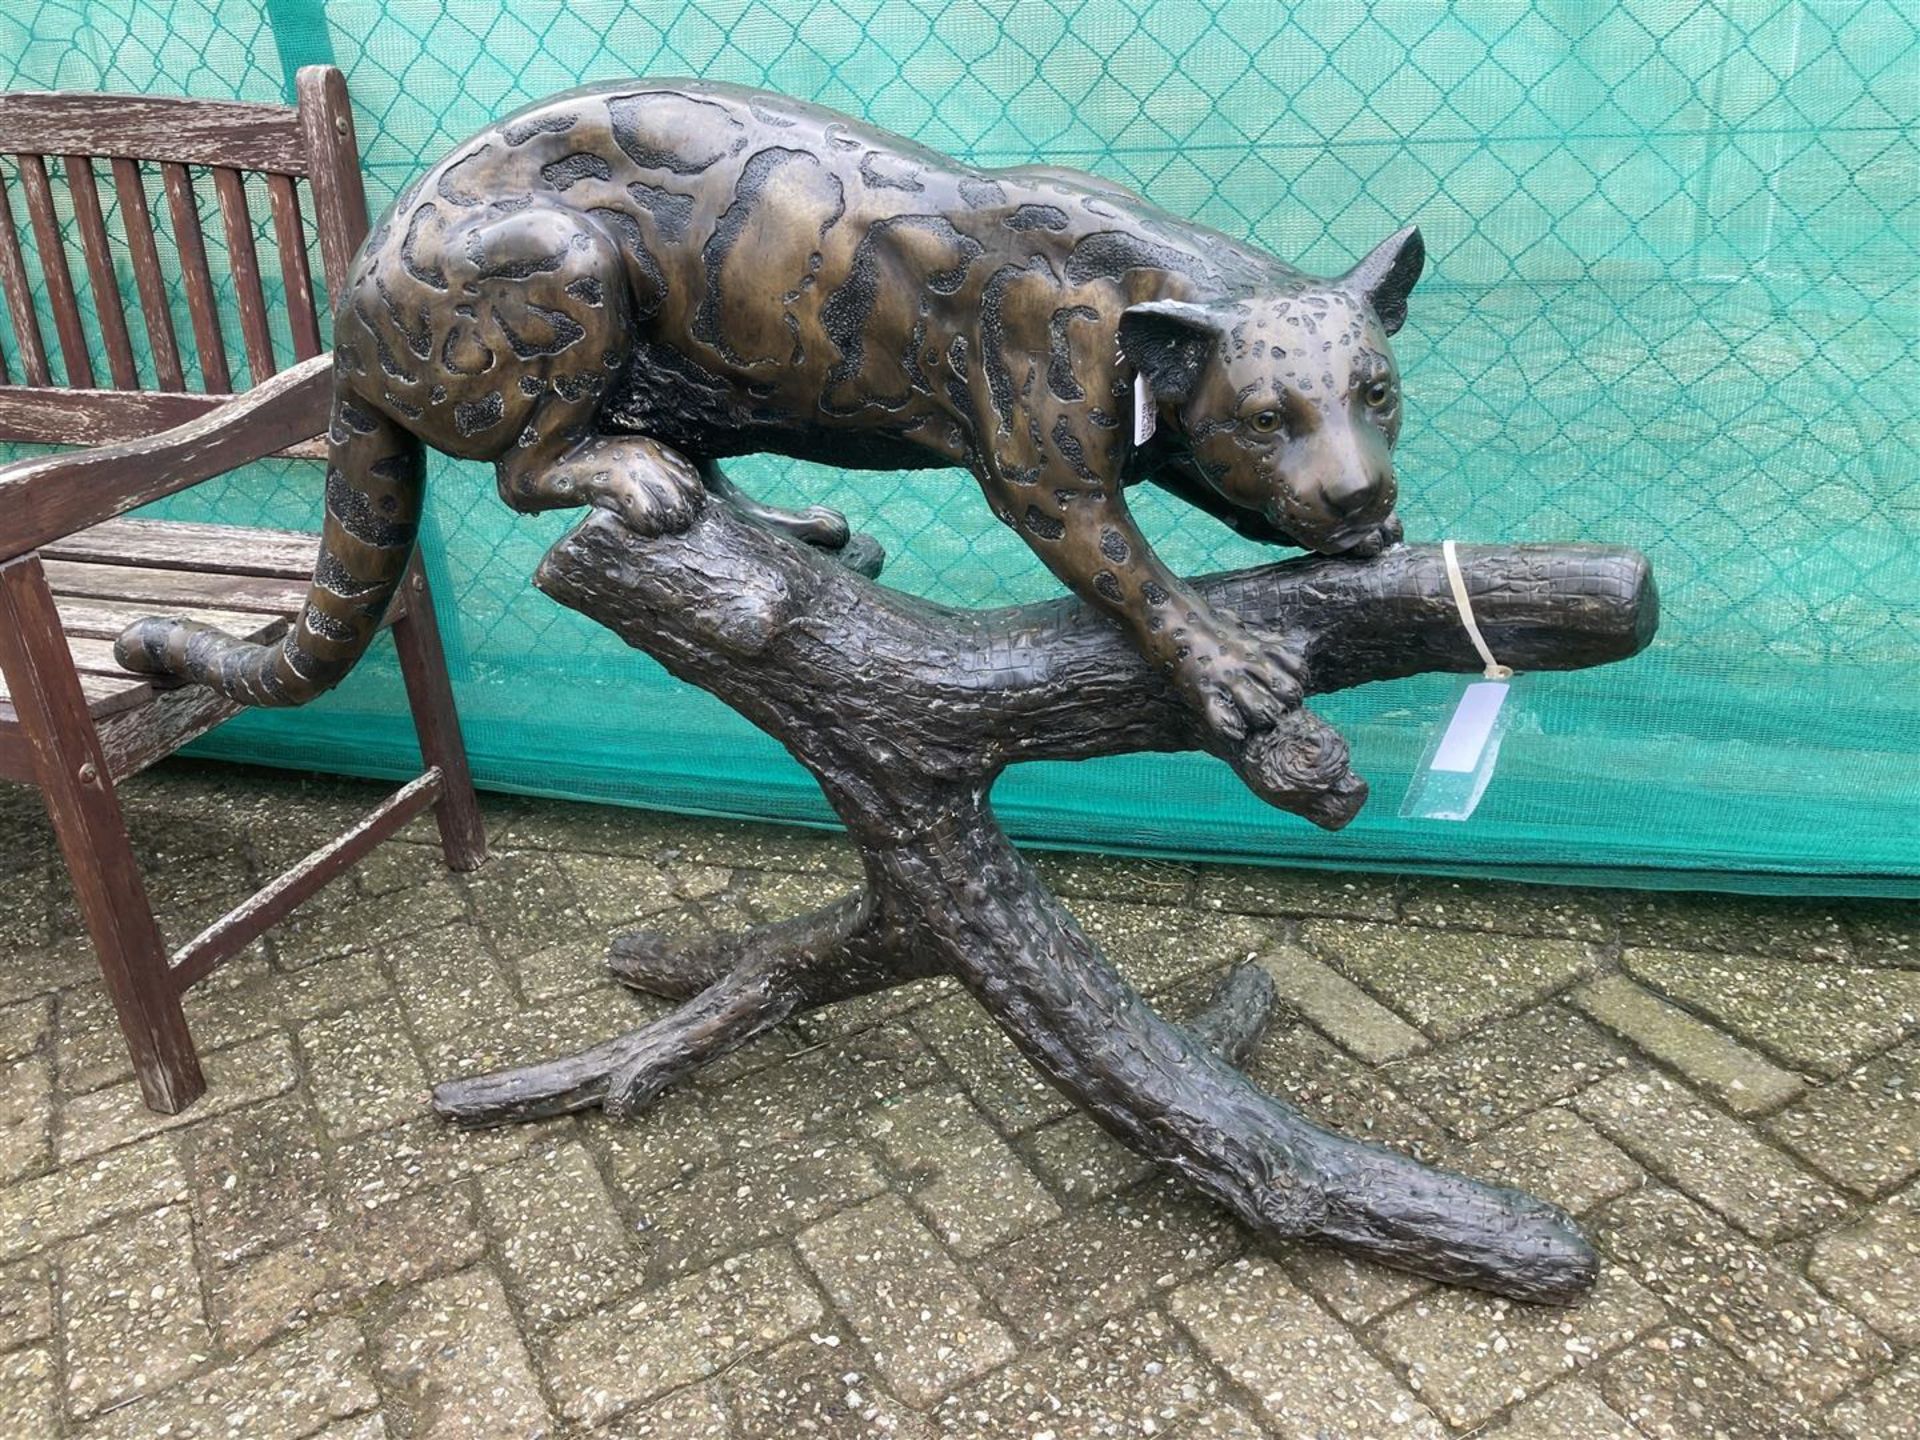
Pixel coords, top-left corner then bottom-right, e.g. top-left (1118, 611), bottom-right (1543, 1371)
top-left (3, 2), bottom-right (1915, 894)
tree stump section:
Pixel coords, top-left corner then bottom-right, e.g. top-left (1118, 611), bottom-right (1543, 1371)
top-left (432, 496), bottom-right (1657, 1305)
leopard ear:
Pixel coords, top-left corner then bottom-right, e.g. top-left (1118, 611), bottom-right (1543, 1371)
top-left (1116, 301), bottom-right (1222, 403)
top-left (1343, 225), bottom-right (1424, 335)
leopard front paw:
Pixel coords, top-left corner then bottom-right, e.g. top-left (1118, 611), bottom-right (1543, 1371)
top-left (587, 439), bottom-right (704, 537)
top-left (1175, 628), bottom-right (1306, 745)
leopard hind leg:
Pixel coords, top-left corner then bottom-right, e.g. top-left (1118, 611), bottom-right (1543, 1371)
top-left (422, 200), bottom-right (702, 536)
top-left (699, 462), bottom-right (849, 551)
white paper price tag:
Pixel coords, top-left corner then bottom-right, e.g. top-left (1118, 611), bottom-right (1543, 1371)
top-left (1431, 679), bottom-right (1510, 773)
top-left (1133, 371), bottom-right (1156, 445)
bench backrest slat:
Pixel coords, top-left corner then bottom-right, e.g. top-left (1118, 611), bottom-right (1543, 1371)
top-left (17, 153), bottom-right (93, 388)
top-left (159, 160), bottom-right (230, 394)
top-left (109, 157), bottom-right (185, 392)
top-left (0, 168), bottom-right (49, 385)
top-left (264, 173), bottom-right (322, 362)
top-left (212, 165), bottom-right (278, 383)
top-left (0, 67), bottom-right (368, 445)
top-left (65, 156), bottom-right (138, 389)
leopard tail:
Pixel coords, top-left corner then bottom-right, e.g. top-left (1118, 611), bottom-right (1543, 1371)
top-left (114, 381), bottom-right (424, 707)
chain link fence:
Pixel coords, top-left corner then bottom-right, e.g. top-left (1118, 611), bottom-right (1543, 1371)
top-left (2, 1), bottom-right (1915, 891)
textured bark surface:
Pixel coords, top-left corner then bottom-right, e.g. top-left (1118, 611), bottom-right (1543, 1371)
top-left (431, 497), bottom-right (1657, 1304)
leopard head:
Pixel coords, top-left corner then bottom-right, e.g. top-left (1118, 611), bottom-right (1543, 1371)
top-left (1119, 226), bottom-right (1424, 556)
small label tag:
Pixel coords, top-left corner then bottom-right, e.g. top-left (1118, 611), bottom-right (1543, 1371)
top-left (1431, 680), bottom-right (1509, 773)
top-left (1133, 371), bottom-right (1156, 446)
top-left (1401, 677), bottom-right (1519, 822)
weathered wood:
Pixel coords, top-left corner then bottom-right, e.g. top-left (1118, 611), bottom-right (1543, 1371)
top-left (392, 557), bottom-right (488, 872)
top-left (39, 559), bottom-right (314, 615)
top-left (0, 384), bottom-right (329, 452)
top-left (295, 66), bottom-right (370, 306)
top-left (81, 672), bottom-right (157, 714)
top-left (0, 166), bottom-right (51, 386)
top-left (56, 595), bottom-right (282, 642)
top-left (16, 154), bottom-right (94, 389)
top-left (160, 162), bottom-right (231, 393)
top-left (0, 659), bottom-right (151, 715)
top-left (0, 552), bottom-right (205, 1113)
top-left (92, 680), bottom-right (246, 780)
top-left (64, 156), bottom-right (139, 389)
top-left (111, 158), bottom-right (185, 391)
top-left (265, 174), bottom-right (322, 360)
top-left (0, 91), bottom-right (307, 173)
top-left (44, 518), bottom-right (320, 578)
top-left (0, 386), bottom-right (219, 445)
top-left (170, 767), bottom-right (444, 990)
top-left (0, 712), bottom-right (30, 781)
top-left (67, 634), bottom-right (155, 679)
top-left (0, 641), bottom-right (259, 791)
top-left (0, 354), bottom-right (331, 562)
top-left (212, 167), bottom-right (277, 382)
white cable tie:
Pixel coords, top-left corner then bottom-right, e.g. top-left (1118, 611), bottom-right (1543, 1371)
top-left (1442, 539), bottom-right (1513, 681)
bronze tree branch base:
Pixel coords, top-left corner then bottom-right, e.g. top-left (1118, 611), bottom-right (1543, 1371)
top-left (432, 499), bottom-right (1657, 1305)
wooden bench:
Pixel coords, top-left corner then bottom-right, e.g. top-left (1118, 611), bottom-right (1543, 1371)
top-left (0, 68), bottom-right (485, 1115)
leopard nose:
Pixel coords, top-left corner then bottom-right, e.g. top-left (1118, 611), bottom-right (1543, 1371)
top-left (1325, 467), bottom-right (1393, 518)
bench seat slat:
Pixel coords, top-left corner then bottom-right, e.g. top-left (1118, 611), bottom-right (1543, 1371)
top-left (0, 658), bottom-right (151, 715)
top-left (39, 556), bottom-right (314, 614)
top-left (66, 636), bottom-right (165, 687)
top-left (56, 596), bottom-right (286, 642)
top-left (0, 517), bottom-right (305, 731)
top-left (43, 518), bottom-right (321, 578)
top-left (0, 604), bottom-right (288, 759)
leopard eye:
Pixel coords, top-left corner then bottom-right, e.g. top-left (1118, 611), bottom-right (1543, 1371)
top-left (1365, 379), bottom-right (1393, 409)
top-left (1248, 409), bottom-right (1280, 433)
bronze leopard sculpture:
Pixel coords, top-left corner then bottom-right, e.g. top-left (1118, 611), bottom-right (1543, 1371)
top-left (118, 79), bottom-right (1423, 750)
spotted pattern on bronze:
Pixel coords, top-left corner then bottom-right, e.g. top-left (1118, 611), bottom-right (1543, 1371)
top-left (117, 79), bottom-right (1425, 750)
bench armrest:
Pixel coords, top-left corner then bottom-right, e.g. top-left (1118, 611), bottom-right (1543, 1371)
top-left (0, 354), bottom-right (333, 564)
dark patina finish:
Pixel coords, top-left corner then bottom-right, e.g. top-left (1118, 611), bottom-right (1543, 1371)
top-left (118, 78), bottom-right (1421, 756)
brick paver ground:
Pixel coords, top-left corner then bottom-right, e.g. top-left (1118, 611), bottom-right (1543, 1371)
top-left (0, 758), bottom-right (1913, 1437)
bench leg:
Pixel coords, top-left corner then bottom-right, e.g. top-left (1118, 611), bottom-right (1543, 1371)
top-left (0, 556), bottom-right (205, 1113)
top-left (392, 557), bottom-right (486, 872)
